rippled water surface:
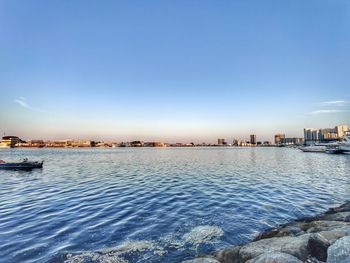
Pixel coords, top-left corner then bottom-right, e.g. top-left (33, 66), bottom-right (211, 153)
top-left (0, 147), bottom-right (349, 263)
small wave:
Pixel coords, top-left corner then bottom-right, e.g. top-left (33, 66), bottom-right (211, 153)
top-left (182, 225), bottom-right (224, 245)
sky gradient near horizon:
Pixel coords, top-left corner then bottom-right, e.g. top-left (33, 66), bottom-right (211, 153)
top-left (1, 0), bottom-right (350, 143)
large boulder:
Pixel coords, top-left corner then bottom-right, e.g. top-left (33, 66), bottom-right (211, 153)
top-left (326, 202), bottom-right (350, 214)
top-left (307, 233), bottom-right (330, 261)
top-left (246, 252), bottom-right (303, 263)
top-left (305, 221), bottom-right (350, 233)
top-left (323, 212), bottom-right (350, 222)
top-left (214, 245), bottom-right (241, 263)
top-left (182, 257), bottom-right (220, 263)
top-left (318, 226), bottom-right (350, 244)
top-left (238, 235), bottom-right (310, 262)
top-left (326, 236), bottom-right (350, 263)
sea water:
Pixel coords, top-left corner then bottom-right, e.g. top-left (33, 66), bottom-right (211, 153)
top-left (0, 147), bottom-right (349, 262)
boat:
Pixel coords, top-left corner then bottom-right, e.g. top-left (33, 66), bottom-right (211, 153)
top-left (0, 159), bottom-right (44, 170)
top-left (339, 132), bottom-right (350, 154)
top-left (0, 143), bottom-right (11, 149)
top-left (325, 147), bottom-right (343, 154)
top-left (299, 145), bottom-right (327, 152)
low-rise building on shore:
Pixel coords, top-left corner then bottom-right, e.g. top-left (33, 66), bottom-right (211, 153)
top-left (1, 136), bottom-right (23, 147)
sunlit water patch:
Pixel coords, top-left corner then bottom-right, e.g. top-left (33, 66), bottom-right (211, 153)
top-left (0, 147), bottom-right (349, 262)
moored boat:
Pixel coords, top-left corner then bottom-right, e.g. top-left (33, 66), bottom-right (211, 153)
top-left (0, 159), bottom-right (44, 170)
top-left (325, 147), bottom-right (343, 154)
top-left (339, 132), bottom-right (350, 155)
top-left (299, 145), bottom-right (327, 152)
top-left (0, 143), bottom-right (11, 149)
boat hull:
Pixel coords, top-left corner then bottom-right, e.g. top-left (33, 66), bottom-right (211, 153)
top-left (300, 146), bottom-right (326, 152)
top-left (0, 162), bottom-right (43, 170)
top-left (339, 145), bottom-right (350, 154)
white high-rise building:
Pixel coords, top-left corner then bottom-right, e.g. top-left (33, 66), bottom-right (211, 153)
top-left (304, 128), bottom-right (318, 142)
top-left (336, 125), bottom-right (349, 138)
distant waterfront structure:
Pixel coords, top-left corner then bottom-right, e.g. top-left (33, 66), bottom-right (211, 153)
top-left (218, 138), bottom-right (225, 145)
top-left (144, 142), bottom-right (166, 147)
top-left (43, 139), bottom-right (96, 147)
top-left (304, 124), bottom-right (349, 144)
top-left (304, 128), bottom-right (318, 143)
top-left (274, 134), bottom-right (285, 145)
top-left (336, 125), bottom-right (349, 138)
top-left (71, 140), bottom-right (94, 147)
top-left (232, 139), bottom-right (239, 146)
top-left (2, 123), bottom-right (348, 149)
top-left (130, 141), bottom-right (144, 147)
top-left (1, 136), bottom-right (23, 147)
top-left (16, 140), bottom-right (45, 148)
top-left (318, 128), bottom-right (337, 142)
top-left (280, 137), bottom-right (304, 145)
top-left (250, 135), bottom-right (256, 145)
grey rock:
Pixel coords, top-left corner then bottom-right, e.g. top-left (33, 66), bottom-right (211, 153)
top-left (254, 229), bottom-right (280, 241)
top-left (318, 226), bottom-right (350, 244)
top-left (214, 245), bottom-right (241, 263)
top-left (327, 235), bottom-right (350, 263)
top-left (323, 212), bottom-right (350, 222)
top-left (246, 252), bottom-right (303, 263)
top-left (306, 220), bottom-right (349, 233)
top-left (182, 257), bottom-right (220, 263)
top-left (327, 202), bottom-right (350, 214)
top-left (239, 234), bottom-right (310, 262)
top-left (278, 226), bottom-right (304, 237)
top-left (307, 233), bottom-right (330, 261)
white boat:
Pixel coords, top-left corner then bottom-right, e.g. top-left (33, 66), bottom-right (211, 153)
top-left (339, 133), bottom-right (350, 154)
top-left (0, 143), bottom-right (10, 149)
top-left (300, 145), bottom-right (327, 152)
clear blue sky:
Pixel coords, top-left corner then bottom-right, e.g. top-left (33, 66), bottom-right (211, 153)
top-left (0, 0), bottom-right (349, 142)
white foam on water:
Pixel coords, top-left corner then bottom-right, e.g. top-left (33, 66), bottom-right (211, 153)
top-left (64, 226), bottom-right (223, 262)
top-left (182, 225), bottom-right (224, 245)
top-left (64, 252), bottom-right (128, 263)
top-left (64, 240), bottom-right (161, 263)
top-left (103, 240), bottom-right (155, 253)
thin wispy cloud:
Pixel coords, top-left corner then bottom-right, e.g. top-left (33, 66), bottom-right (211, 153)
top-left (320, 100), bottom-right (348, 106)
top-left (14, 97), bottom-right (46, 113)
top-left (14, 98), bottom-right (30, 108)
top-left (311, 109), bottom-right (347, 115)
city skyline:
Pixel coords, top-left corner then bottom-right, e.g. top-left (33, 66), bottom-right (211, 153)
top-left (1, 123), bottom-right (348, 145)
top-left (1, 0), bottom-right (350, 142)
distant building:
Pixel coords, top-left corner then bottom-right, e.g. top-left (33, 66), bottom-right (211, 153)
top-left (239, 141), bottom-right (250, 146)
top-left (304, 128), bottom-right (318, 142)
top-left (280, 137), bottom-right (304, 145)
top-left (232, 139), bottom-right (239, 146)
top-left (318, 128), bottom-right (337, 142)
top-left (130, 141), bottom-right (144, 147)
top-left (218, 138), bottom-right (225, 145)
top-left (274, 134), bottom-right (285, 145)
top-left (16, 139), bottom-right (45, 148)
top-left (336, 125), bottom-right (349, 138)
top-left (45, 140), bottom-right (72, 147)
top-left (304, 124), bottom-right (349, 143)
top-left (250, 135), bottom-right (256, 145)
top-left (71, 140), bottom-right (94, 147)
top-left (1, 136), bottom-right (23, 147)
top-left (144, 142), bottom-right (166, 147)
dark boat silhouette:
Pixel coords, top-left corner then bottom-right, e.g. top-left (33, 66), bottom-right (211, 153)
top-left (0, 159), bottom-right (44, 170)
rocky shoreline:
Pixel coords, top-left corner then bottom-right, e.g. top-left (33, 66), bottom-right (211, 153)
top-left (184, 201), bottom-right (350, 263)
